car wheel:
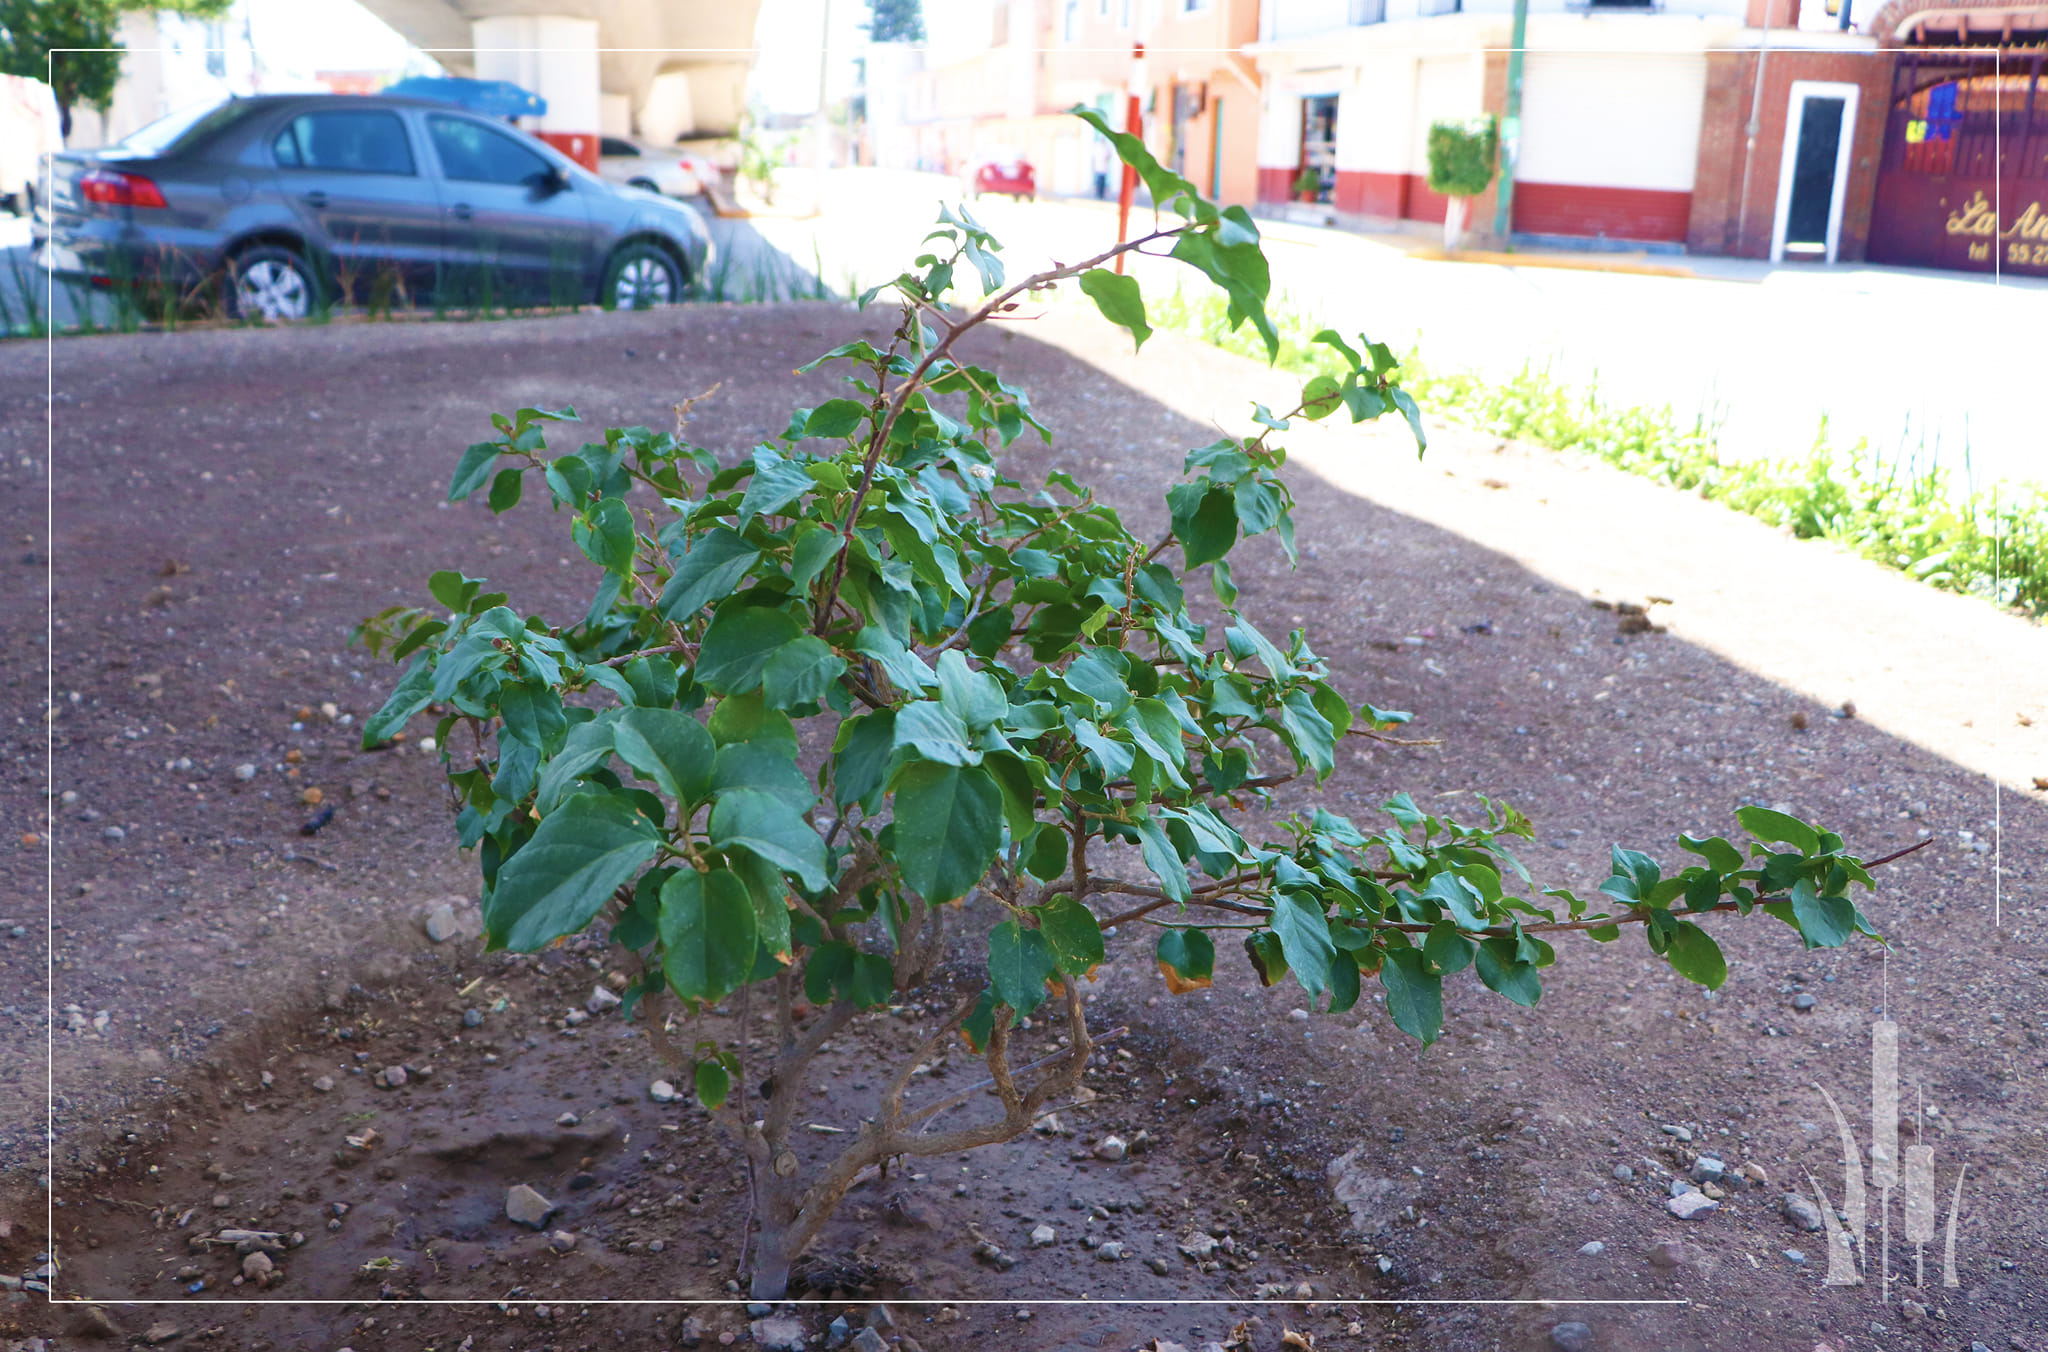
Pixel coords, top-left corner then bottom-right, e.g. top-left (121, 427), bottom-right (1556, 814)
top-left (604, 243), bottom-right (681, 310)
top-left (227, 245), bottom-right (317, 322)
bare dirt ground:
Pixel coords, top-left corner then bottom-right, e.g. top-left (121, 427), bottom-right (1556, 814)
top-left (0, 301), bottom-right (2042, 1352)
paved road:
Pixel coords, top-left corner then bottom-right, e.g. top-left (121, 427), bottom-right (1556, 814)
top-left (749, 170), bottom-right (2046, 493)
top-left (0, 208), bottom-right (817, 334)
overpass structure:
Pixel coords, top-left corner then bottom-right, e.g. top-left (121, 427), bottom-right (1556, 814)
top-left (354, 0), bottom-right (762, 167)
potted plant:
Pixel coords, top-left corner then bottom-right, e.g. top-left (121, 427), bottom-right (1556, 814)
top-left (1293, 166), bottom-right (1322, 203)
top-left (1426, 115), bottom-right (1499, 253)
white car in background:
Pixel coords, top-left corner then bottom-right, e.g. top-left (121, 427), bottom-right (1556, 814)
top-left (597, 137), bottom-right (719, 199)
top-left (1, 73), bottom-right (63, 218)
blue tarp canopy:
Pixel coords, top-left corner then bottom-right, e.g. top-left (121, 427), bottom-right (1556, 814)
top-left (383, 77), bottom-right (546, 119)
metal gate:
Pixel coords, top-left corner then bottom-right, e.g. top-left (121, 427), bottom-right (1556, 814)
top-left (1867, 49), bottom-right (2048, 276)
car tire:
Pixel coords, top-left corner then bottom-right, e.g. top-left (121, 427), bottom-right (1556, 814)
top-left (226, 245), bottom-right (318, 323)
top-left (603, 242), bottom-right (682, 310)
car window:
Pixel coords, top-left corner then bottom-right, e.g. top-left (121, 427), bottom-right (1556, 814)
top-left (429, 115), bottom-right (554, 187)
top-left (272, 111), bottom-right (415, 175)
top-left (600, 137), bottom-right (639, 158)
top-left (119, 97), bottom-right (243, 156)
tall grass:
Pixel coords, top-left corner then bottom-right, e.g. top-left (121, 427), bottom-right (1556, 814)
top-left (1149, 288), bottom-right (2047, 619)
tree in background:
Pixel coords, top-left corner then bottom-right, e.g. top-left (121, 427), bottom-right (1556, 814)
top-left (865, 0), bottom-right (925, 44)
top-left (0, 0), bottom-right (230, 137)
top-left (1426, 115), bottom-right (1499, 254)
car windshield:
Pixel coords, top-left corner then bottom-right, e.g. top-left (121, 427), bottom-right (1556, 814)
top-left (116, 98), bottom-right (240, 156)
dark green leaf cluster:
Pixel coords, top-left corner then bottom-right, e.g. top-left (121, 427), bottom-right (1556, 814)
top-left (361, 112), bottom-right (1890, 1110)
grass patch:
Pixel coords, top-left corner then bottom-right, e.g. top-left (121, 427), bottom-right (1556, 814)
top-left (1149, 288), bottom-right (2046, 619)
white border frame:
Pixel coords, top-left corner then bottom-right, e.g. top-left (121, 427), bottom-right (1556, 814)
top-left (1771, 78), bottom-right (1861, 265)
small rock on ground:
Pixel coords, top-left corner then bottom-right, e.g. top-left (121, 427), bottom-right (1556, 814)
top-left (1095, 1134), bottom-right (1128, 1161)
top-left (1668, 1192), bottom-right (1718, 1219)
top-left (1578, 1241), bottom-right (1605, 1256)
top-left (649, 1079), bottom-right (679, 1103)
top-left (1030, 1224), bottom-right (1056, 1247)
top-left (505, 1184), bottom-right (554, 1229)
top-left (1551, 1322), bottom-right (1593, 1352)
top-left (1780, 1193), bottom-right (1826, 1232)
top-left (750, 1315), bottom-right (806, 1352)
top-left (850, 1330), bottom-right (887, 1352)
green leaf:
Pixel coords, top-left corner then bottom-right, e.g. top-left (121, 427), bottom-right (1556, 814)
top-left (709, 788), bottom-right (828, 891)
top-left (658, 529), bottom-right (760, 623)
top-left (1155, 927), bottom-right (1215, 993)
top-left (695, 606), bottom-right (803, 695)
top-left (1679, 832), bottom-right (1745, 876)
top-left (804, 399), bottom-right (869, 439)
top-left (580, 497), bottom-right (636, 573)
top-left (708, 691), bottom-right (799, 756)
top-left (1663, 920), bottom-right (1728, 988)
top-left (936, 649), bottom-right (1007, 729)
top-left (1269, 892), bottom-right (1336, 997)
top-left (1324, 948), bottom-right (1362, 1013)
top-left (893, 700), bottom-right (976, 765)
top-left (611, 707), bottom-right (715, 803)
top-left (1077, 268), bottom-right (1151, 351)
top-left (694, 1057), bottom-right (730, 1110)
top-left (1473, 937), bottom-right (1542, 1007)
top-left (1166, 481), bottom-right (1237, 567)
top-left (362, 653), bottom-right (433, 747)
top-left (1379, 947), bottom-right (1443, 1045)
top-left (1021, 823), bottom-right (1068, 881)
top-left (1788, 877), bottom-right (1856, 948)
top-left (713, 742), bottom-right (814, 815)
top-left (761, 634), bottom-right (848, 711)
top-left (987, 919), bottom-right (1058, 1017)
top-left (1422, 920), bottom-right (1473, 975)
top-left (1737, 805), bottom-right (1820, 857)
top-left (831, 710), bottom-right (897, 809)
top-left (1034, 895), bottom-right (1104, 977)
top-left (739, 445), bottom-right (818, 524)
top-left (450, 442), bottom-right (499, 501)
top-left (488, 467), bottom-right (524, 513)
top-left (484, 793), bottom-right (660, 951)
top-left (890, 762), bottom-right (1003, 903)
top-left (1244, 930), bottom-right (1289, 986)
top-left (659, 869), bottom-right (758, 1004)
top-left (534, 716), bottom-right (616, 813)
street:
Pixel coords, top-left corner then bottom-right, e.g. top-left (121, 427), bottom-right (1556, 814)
top-left (751, 170), bottom-right (2046, 493)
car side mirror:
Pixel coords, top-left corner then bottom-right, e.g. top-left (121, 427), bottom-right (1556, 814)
top-left (535, 167), bottom-right (570, 197)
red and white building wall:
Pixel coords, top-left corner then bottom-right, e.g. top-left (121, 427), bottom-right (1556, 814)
top-left (1247, 3), bottom-right (1888, 256)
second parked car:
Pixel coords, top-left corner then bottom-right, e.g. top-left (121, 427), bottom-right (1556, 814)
top-left (37, 93), bottom-right (715, 321)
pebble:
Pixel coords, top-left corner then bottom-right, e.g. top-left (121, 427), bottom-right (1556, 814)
top-left (234, 764), bottom-right (256, 781)
top-left (1611, 1164), bottom-right (1634, 1182)
top-left (1578, 1241), bottom-right (1605, 1256)
top-left (102, 826), bottom-right (126, 842)
top-left (1288, 1008), bottom-right (1309, 1022)
top-left (1096, 1240), bottom-right (1125, 1261)
top-left (1667, 1192), bottom-right (1718, 1219)
top-left (1783, 1249), bottom-right (1806, 1264)
top-left (649, 1080), bottom-right (679, 1103)
top-left (505, 1184), bottom-right (555, 1229)
top-left (866, 1305), bottom-right (895, 1331)
top-left (1659, 1124), bottom-right (1692, 1142)
top-left (211, 1193), bottom-right (230, 1209)
top-left (424, 904), bottom-right (461, 943)
top-left (1147, 1255), bottom-right (1172, 1275)
top-left (1094, 1134), bottom-right (1128, 1162)
top-left (557, 1112), bottom-right (580, 1127)
top-left (586, 985), bottom-right (622, 1014)
top-left (1645, 1241), bottom-right (1690, 1269)
top-left (1550, 1322), bottom-right (1592, 1352)
top-left (549, 1230), bottom-right (577, 1252)
top-left (750, 1317), bottom-right (806, 1352)
top-left (1791, 993), bottom-right (1817, 1011)
top-left (1739, 1162), bottom-right (1768, 1185)
top-left (241, 1251), bottom-right (273, 1283)
top-left (827, 1315), bottom-right (852, 1348)
top-left (1899, 1299), bottom-right (1925, 1322)
top-left (1669, 1178), bottom-right (1698, 1199)
top-left (142, 1325), bottom-right (181, 1347)
top-left (1689, 1157), bottom-right (1726, 1184)
top-left (1780, 1193), bottom-right (1825, 1232)
top-left (1030, 1224), bottom-right (1056, 1247)
top-left (311, 1076), bottom-right (333, 1093)
top-left (850, 1329), bottom-right (887, 1352)
top-left (375, 1065), bottom-right (407, 1089)
top-left (462, 1008), bottom-right (483, 1028)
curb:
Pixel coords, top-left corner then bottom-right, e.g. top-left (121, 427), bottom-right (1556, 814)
top-left (1398, 245), bottom-right (1698, 279)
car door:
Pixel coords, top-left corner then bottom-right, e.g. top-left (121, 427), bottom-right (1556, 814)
top-left (425, 113), bottom-right (598, 306)
top-left (269, 107), bottom-right (442, 297)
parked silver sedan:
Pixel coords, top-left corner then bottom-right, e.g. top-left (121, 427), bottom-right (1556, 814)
top-left (38, 93), bottom-right (714, 321)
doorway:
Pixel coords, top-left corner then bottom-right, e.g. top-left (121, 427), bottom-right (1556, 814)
top-left (1771, 81), bottom-right (1860, 263)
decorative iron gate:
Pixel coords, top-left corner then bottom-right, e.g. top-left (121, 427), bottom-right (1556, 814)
top-left (1867, 49), bottom-right (2048, 275)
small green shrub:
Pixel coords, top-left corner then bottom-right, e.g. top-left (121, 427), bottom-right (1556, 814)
top-left (1427, 117), bottom-right (1498, 199)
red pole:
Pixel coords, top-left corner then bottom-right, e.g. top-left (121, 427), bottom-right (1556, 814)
top-left (1115, 44), bottom-right (1145, 275)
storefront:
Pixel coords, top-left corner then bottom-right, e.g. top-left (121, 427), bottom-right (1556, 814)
top-left (1866, 45), bottom-right (2048, 276)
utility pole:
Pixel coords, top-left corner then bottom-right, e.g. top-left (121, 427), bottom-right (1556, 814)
top-left (815, 0), bottom-right (833, 182)
top-left (1492, 0), bottom-right (1529, 244)
top-left (1115, 44), bottom-right (1146, 275)
top-left (1736, 0), bottom-right (1775, 255)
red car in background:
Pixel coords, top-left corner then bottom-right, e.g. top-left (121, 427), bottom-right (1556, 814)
top-left (963, 149), bottom-right (1035, 202)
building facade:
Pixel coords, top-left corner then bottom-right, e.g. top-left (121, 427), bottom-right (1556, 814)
top-left (1249, 0), bottom-right (2048, 275)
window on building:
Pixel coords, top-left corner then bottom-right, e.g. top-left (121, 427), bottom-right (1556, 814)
top-left (1064, 0), bottom-right (1082, 39)
top-left (1183, 0), bottom-right (1212, 11)
top-left (204, 21), bottom-right (226, 78)
top-left (428, 115), bottom-right (554, 187)
top-left (1097, 0), bottom-right (1110, 16)
top-left (1348, 0), bottom-right (1386, 20)
top-left (1119, 0), bottom-right (1132, 27)
top-left (273, 111), bottom-right (416, 175)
